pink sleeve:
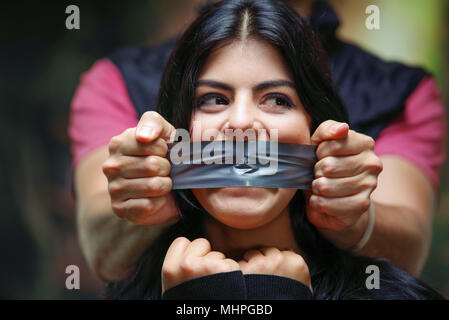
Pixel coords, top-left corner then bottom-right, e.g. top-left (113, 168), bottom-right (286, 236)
top-left (68, 58), bottom-right (139, 169)
top-left (374, 76), bottom-right (447, 190)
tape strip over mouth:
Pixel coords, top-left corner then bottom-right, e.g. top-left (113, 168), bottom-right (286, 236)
top-left (167, 140), bottom-right (317, 190)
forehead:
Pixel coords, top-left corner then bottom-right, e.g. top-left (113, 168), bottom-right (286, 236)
top-left (198, 38), bottom-right (293, 83)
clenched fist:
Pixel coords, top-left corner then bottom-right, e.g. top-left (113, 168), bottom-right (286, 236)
top-left (238, 247), bottom-right (312, 292)
top-left (305, 120), bottom-right (382, 248)
top-left (161, 237), bottom-right (312, 294)
top-left (161, 237), bottom-right (240, 293)
top-left (102, 111), bottom-right (180, 225)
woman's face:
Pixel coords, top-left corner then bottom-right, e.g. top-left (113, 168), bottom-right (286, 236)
top-left (191, 38), bottom-right (312, 229)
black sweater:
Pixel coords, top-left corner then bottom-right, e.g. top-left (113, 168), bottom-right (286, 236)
top-left (160, 265), bottom-right (445, 300)
top-left (162, 271), bottom-right (313, 300)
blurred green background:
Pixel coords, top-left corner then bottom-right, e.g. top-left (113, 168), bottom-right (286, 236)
top-left (0, 0), bottom-right (447, 299)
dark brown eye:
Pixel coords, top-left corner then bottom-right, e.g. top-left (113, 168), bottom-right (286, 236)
top-left (261, 93), bottom-right (294, 111)
top-left (196, 93), bottom-right (229, 111)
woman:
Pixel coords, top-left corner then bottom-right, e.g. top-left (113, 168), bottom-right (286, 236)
top-left (106, 0), bottom-right (443, 299)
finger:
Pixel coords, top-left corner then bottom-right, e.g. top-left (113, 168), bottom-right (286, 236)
top-left (308, 190), bottom-right (372, 217)
top-left (310, 120), bottom-right (349, 145)
top-left (203, 257), bottom-right (240, 274)
top-left (121, 137), bottom-right (168, 157)
top-left (312, 172), bottom-right (377, 197)
top-left (204, 251), bottom-right (226, 260)
top-left (242, 249), bottom-right (264, 262)
top-left (112, 196), bottom-right (169, 223)
top-left (238, 260), bottom-right (250, 274)
top-left (108, 127), bottom-right (169, 156)
top-left (281, 250), bottom-right (305, 260)
top-left (315, 132), bottom-right (374, 159)
top-left (225, 258), bottom-right (241, 272)
top-left (136, 194), bottom-right (181, 225)
top-left (103, 155), bottom-right (171, 180)
top-left (259, 247), bottom-right (281, 258)
top-left (184, 238), bottom-right (212, 258)
top-left (109, 176), bottom-right (173, 201)
top-left (314, 154), bottom-right (364, 178)
top-left (163, 237), bottom-right (191, 270)
top-left (260, 247), bottom-right (283, 267)
top-left (136, 111), bottom-right (176, 143)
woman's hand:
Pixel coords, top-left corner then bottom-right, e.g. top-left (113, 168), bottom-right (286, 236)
top-left (161, 237), bottom-right (240, 293)
top-left (102, 111), bottom-right (180, 225)
top-left (305, 120), bottom-right (383, 249)
top-left (238, 248), bottom-right (312, 292)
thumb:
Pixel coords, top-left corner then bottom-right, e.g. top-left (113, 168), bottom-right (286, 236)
top-left (136, 111), bottom-right (176, 143)
top-left (310, 120), bottom-right (349, 144)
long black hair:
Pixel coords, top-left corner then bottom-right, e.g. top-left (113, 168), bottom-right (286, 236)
top-left (106, 0), bottom-right (443, 300)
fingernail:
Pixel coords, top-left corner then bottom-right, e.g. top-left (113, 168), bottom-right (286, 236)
top-left (331, 123), bottom-right (346, 134)
top-left (138, 126), bottom-right (154, 139)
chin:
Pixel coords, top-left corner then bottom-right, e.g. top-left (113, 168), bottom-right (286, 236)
top-left (193, 187), bottom-right (280, 229)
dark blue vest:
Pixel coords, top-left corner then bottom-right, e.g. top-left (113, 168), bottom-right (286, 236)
top-left (108, 1), bottom-right (427, 140)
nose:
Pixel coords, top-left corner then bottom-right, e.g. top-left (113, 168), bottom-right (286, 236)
top-left (226, 92), bottom-right (257, 133)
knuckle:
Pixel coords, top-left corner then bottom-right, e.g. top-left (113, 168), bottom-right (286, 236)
top-left (253, 258), bottom-right (265, 270)
top-left (272, 252), bottom-right (283, 266)
top-left (194, 238), bottom-right (211, 247)
top-left (290, 254), bottom-right (306, 268)
top-left (143, 110), bottom-right (160, 120)
top-left (142, 198), bottom-right (165, 216)
top-left (329, 140), bottom-right (342, 153)
top-left (147, 177), bottom-right (162, 192)
top-left (317, 198), bottom-right (327, 212)
top-left (314, 177), bottom-right (330, 194)
top-left (108, 135), bottom-right (122, 153)
top-left (102, 159), bottom-right (120, 177)
top-left (159, 158), bottom-right (171, 176)
top-left (362, 176), bottom-right (378, 190)
top-left (108, 181), bottom-right (122, 198)
top-left (364, 155), bottom-right (383, 174)
top-left (161, 264), bottom-right (177, 280)
top-left (154, 177), bottom-right (171, 194)
top-left (180, 256), bottom-right (196, 274)
top-left (321, 158), bottom-right (336, 175)
top-left (364, 136), bottom-right (375, 150)
top-left (156, 139), bottom-right (169, 155)
top-left (173, 237), bottom-right (189, 247)
top-left (111, 202), bottom-right (126, 218)
top-left (142, 199), bottom-right (156, 214)
top-left (144, 156), bottom-right (159, 175)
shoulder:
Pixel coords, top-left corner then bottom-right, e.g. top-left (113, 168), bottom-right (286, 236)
top-left (108, 37), bottom-right (177, 72)
top-left (374, 76), bottom-right (446, 190)
top-left (329, 41), bottom-right (429, 139)
top-left (69, 57), bottom-right (138, 169)
top-left (106, 38), bottom-right (178, 118)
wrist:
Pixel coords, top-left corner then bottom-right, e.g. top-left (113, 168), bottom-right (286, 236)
top-left (318, 205), bottom-right (372, 251)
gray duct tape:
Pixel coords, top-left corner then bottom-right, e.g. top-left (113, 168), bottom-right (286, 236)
top-left (167, 140), bottom-right (317, 190)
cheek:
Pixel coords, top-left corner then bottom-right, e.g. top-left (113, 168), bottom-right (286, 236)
top-left (266, 112), bottom-right (312, 144)
top-left (190, 111), bottom-right (227, 142)
top-left (191, 110), bottom-right (312, 144)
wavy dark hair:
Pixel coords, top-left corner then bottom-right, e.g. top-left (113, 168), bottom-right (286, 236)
top-left (106, 0), bottom-right (442, 300)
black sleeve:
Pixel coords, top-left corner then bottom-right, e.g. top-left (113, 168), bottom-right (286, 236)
top-left (161, 271), bottom-right (314, 300)
top-left (244, 274), bottom-right (313, 300)
top-left (161, 270), bottom-right (248, 300)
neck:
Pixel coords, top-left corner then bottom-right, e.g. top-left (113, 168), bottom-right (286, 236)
top-left (204, 207), bottom-right (302, 261)
top-left (287, 0), bottom-right (313, 18)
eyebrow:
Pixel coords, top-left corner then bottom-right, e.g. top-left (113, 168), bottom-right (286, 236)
top-left (195, 79), bottom-right (296, 91)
